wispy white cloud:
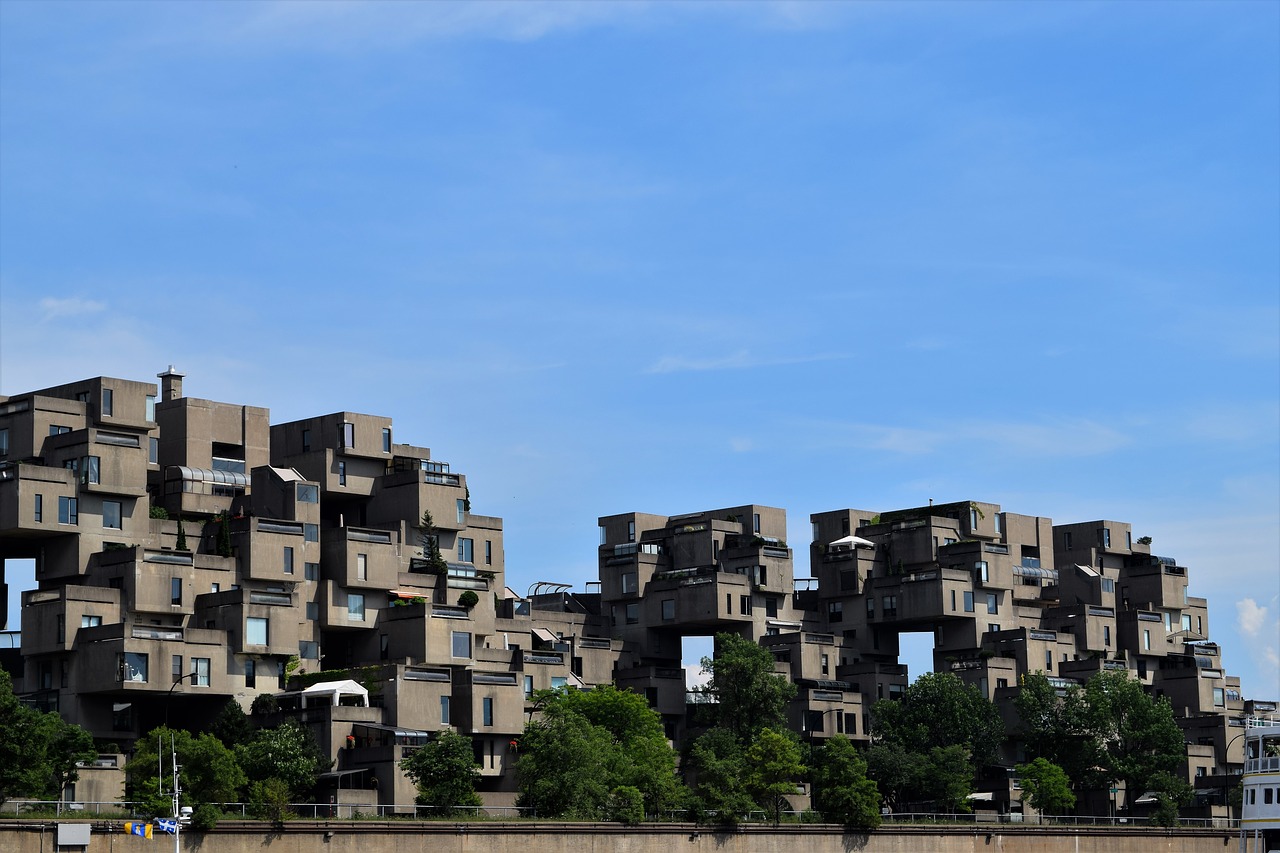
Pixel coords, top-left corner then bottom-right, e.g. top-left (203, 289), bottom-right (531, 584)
top-left (39, 297), bottom-right (106, 320)
top-left (644, 350), bottom-right (847, 374)
top-left (799, 417), bottom-right (1130, 459)
top-left (1238, 598), bottom-right (1269, 637)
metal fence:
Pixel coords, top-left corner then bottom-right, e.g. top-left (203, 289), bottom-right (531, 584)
top-left (0, 801), bottom-right (1241, 830)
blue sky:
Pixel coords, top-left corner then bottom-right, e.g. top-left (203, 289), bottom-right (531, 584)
top-left (1, 1), bottom-right (1277, 699)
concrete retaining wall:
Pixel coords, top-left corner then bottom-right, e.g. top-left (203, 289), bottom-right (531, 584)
top-left (0, 821), bottom-right (1264, 853)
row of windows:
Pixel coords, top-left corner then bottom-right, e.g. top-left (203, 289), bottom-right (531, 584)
top-left (37, 494), bottom-right (123, 528)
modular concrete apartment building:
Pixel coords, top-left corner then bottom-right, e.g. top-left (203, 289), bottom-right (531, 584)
top-left (0, 370), bottom-right (1271, 815)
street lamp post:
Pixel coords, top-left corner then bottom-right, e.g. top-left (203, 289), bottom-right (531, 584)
top-left (164, 670), bottom-right (199, 728)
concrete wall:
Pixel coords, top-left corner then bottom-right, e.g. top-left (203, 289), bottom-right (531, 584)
top-left (0, 822), bottom-right (1263, 853)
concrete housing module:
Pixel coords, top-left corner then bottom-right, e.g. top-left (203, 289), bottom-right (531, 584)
top-left (0, 369), bottom-right (1273, 816)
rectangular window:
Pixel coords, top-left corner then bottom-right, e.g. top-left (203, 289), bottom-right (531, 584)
top-left (950, 589), bottom-right (956, 611)
top-left (625, 603), bottom-right (639, 624)
top-left (457, 499), bottom-right (466, 524)
top-left (192, 658), bottom-right (210, 687)
top-left (1143, 629), bottom-right (1151, 650)
top-left (304, 523), bottom-right (318, 542)
top-left (81, 614), bottom-right (102, 628)
top-left (986, 593), bottom-right (998, 615)
top-left (119, 652), bottom-right (148, 683)
top-left (1126, 531), bottom-right (1132, 549)
top-left (827, 600), bottom-right (844, 623)
top-left (244, 659), bottom-right (256, 688)
top-left (58, 496), bottom-right (78, 525)
top-left (485, 540), bottom-right (492, 565)
top-left (1104, 625), bottom-right (1111, 646)
top-left (1213, 687), bottom-right (1225, 707)
top-left (172, 655), bottom-right (182, 684)
top-left (1102, 527), bottom-right (1111, 548)
top-left (246, 617), bottom-right (269, 646)
top-left (149, 437), bottom-right (158, 464)
top-left (382, 427), bottom-right (392, 453)
top-left (1101, 578), bottom-right (1115, 593)
top-left (441, 696), bottom-right (451, 724)
top-left (988, 623), bottom-right (1000, 634)
top-left (305, 562), bottom-right (320, 581)
top-left (84, 456), bottom-right (100, 484)
top-left (765, 597), bottom-right (778, 618)
top-left (357, 553), bottom-right (368, 581)
top-left (963, 591), bottom-right (974, 613)
top-left (1181, 614), bottom-right (1192, 632)
top-left (211, 583), bottom-right (220, 593)
top-left (34, 494), bottom-right (42, 523)
top-left (278, 661), bottom-right (287, 689)
top-left (452, 631), bottom-right (471, 658)
top-left (306, 602), bottom-right (317, 620)
top-left (882, 595), bottom-right (897, 616)
top-left (170, 577), bottom-right (182, 605)
top-left (524, 675), bottom-right (534, 698)
top-left (867, 597), bottom-right (875, 617)
top-left (551, 676), bottom-right (568, 689)
top-left (1045, 650), bottom-right (1053, 672)
top-left (301, 429), bottom-right (311, 451)
top-left (975, 561), bottom-right (989, 583)
top-left (297, 484), bottom-right (318, 503)
top-left (970, 509), bottom-right (979, 529)
top-left (821, 653), bottom-right (829, 676)
top-left (102, 388), bottom-right (113, 417)
top-left (740, 595), bottom-right (752, 615)
top-left (994, 514), bottom-right (1002, 535)
top-left (662, 599), bottom-right (675, 621)
top-left (283, 546), bottom-right (294, 575)
top-left (145, 394), bottom-right (156, 422)
top-left (0, 428), bottom-right (7, 456)
top-left (483, 697), bottom-right (494, 726)
top-left (337, 461), bottom-right (346, 486)
top-left (753, 513), bottom-right (761, 533)
top-left (627, 521), bottom-right (635, 542)
top-left (1064, 531), bottom-right (1073, 549)
top-left (458, 538), bottom-right (473, 563)
top-left (348, 592), bottom-right (365, 621)
top-left (621, 572), bottom-right (638, 594)
top-left (340, 422), bottom-right (354, 448)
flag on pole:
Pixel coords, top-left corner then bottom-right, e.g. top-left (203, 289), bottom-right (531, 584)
top-left (155, 818), bottom-right (178, 834)
top-left (125, 821), bottom-right (153, 839)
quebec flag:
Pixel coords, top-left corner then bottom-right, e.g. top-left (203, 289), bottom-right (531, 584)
top-left (156, 818), bottom-right (178, 834)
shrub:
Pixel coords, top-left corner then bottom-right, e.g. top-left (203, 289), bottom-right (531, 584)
top-left (458, 590), bottom-right (479, 609)
top-left (191, 804), bottom-right (221, 831)
top-left (610, 786), bottom-right (645, 826)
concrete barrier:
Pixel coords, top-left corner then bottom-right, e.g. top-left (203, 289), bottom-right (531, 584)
top-left (0, 820), bottom-right (1261, 853)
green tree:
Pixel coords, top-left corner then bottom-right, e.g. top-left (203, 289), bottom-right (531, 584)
top-left (127, 727), bottom-right (246, 815)
top-left (863, 743), bottom-right (917, 813)
top-left (516, 686), bottom-right (684, 819)
top-left (248, 777), bottom-right (293, 824)
top-left (0, 670), bottom-right (96, 804)
top-left (743, 728), bottom-right (805, 824)
top-left (921, 745), bottom-right (974, 814)
top-left (1083, 671), bottom-right (1183, 808)
top-left (1015, 757), bottom-right (1076, 817)
top-left (1146, 770), bottom-right (1193, 827)
top-left (810, 736), bottom-right (881, 828)
top-left (686, 727), bottom-right (754, 824)
top-left (700, 633), bottom-right (796, 741)
top-left (867, 672), bottom-right (1002, 811)
top-left (399, 728), bottom-right (482, 816)
top-left (871, 672), bottom-right (1004, 769)
top-left (417, 511), bottom-right (447, 574)
top-left (516, 702), bottom-right (614, 818)
top-left (1013, 672), bottom-right (1101, 790)
top-left (210, 699), bottom-right (254, 749)
top-left (236, 719), bottom-right (330, 801)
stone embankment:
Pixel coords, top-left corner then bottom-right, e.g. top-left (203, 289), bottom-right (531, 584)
top-left (0, 820), bottom-right (1258, 853)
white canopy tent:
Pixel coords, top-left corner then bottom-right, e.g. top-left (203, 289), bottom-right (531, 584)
top-left (299, 679), bottom-right (369, 708)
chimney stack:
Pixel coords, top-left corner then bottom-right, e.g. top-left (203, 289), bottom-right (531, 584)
top-left (158, 365), bottom-right (185, 401)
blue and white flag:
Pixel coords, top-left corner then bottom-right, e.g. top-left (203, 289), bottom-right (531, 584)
top-left (155, 818), bottom-right (178, 834)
